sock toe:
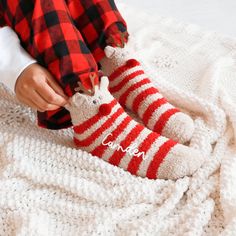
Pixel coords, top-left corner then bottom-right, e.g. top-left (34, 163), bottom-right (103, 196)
top-left (162, 113), bottom-right (195, 144)
top-left (157, 145), bottom-right (206, 180)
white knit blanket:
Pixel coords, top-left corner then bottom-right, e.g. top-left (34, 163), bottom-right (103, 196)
top-left (1, 2), bottom-right (236, 235)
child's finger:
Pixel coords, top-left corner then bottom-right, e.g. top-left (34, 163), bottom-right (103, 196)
top-left (46, 74), bottom-right (69, 100)
top-left (29, 90), bottom-right (61, 111)
top-left (17, 95), bottom-right (43, 112)
top-left (36, 81), bottom-right (68, 107)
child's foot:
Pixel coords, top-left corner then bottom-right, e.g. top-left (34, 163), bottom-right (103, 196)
top-left (65, 76), bottom-right (205, 180)
top-left (100, 46), bottom-right (194, 144)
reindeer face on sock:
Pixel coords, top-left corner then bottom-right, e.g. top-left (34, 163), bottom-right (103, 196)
top-left (65, 76), bottom-right (114, 125)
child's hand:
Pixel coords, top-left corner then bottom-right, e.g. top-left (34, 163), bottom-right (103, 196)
top-left (15, 63), bottom-right (69, 112)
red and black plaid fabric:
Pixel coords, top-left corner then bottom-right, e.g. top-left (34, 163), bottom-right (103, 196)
top-left (0, 0), bottom-right (128, 129)
top-left (0, 10), bottom-right (4, 26)
top-left (66, 0), bottom-right (128, 61)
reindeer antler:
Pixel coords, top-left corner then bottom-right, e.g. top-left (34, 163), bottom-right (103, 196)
top-left (74, 81), bottom-right (93, 96)
top-left (89, 72), bottom-right (98, 94)
top-left (74, 72), bottom-right (99, 96)
top-left (106, 31), bottom-right (129, 48)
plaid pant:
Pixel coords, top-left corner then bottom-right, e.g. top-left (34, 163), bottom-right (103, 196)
top-left (0, 0), bottom-right (128, 129)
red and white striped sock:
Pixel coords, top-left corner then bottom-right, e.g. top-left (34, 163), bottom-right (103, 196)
top-left (65, 76), bottom-right (204, 180)
top-left (100, 46), bottom-right (194, 143)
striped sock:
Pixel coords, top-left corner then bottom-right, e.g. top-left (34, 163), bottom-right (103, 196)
top-left (100, 46), bottom-right (194, 143)
top-left (65, 76), bottom-right (204, 180)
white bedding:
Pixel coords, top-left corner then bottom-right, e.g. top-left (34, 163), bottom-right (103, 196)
top-left (0, 1), bottom-right (236, 235)
top-left (128, 0), bottom-right (236, 38)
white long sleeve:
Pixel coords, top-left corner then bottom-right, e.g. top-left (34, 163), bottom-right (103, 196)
top-left (0, 26), bottom-right (36, 93)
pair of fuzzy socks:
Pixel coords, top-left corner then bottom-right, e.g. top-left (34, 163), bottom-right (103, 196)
top-left (100, 46), bottom-right (195, 144)
top-left (65, 47), bottom-right (205, 179)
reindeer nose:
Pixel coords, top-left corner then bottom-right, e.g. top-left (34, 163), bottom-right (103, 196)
top-left (99, 103), bottom-right (112, 116)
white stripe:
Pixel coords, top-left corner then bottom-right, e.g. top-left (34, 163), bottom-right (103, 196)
top-left (138, 93), bottom-right (164, 119)
top-left (147, 103), bottom-right (174, 130)
top-left (137, 136), bottom-right (169, 177)
top-left (74, 103), bottom-right (120, 140)
top-left (74, 111), bottom-right (127, 153)
top-left (109, 65), bottom-right (144, 87)
top-left (125, 83), bottom-right (154, 109)
top-left (118, 126), bottom-right (152, 170)
top-left (111, 73), bottom-right (148, 101)
top-left (101, 119), bottom-right (137, 162)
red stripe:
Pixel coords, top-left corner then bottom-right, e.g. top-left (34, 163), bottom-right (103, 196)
top-left (132, 87), bottom-right (158, 113)
top-left (127, 131), bottom-right (160, 175)
top-left (153, 108), bottom-right (180, 133)
top-left (109, 70), bottom-right (144, 93)
top-left (91, 116), bottom-right (132, 158)
top-left (73, 99), bottom-right (117, 134)
top-left (108, 123), bottom-right (144, 166)
top-left (142, 97), bottom-right (167, 125)
top-left (119, 78), bottom-right (150, 106)
top-left (74, 136), bottom-right (81, 146)
top-left (109, 59), bottom-right (141, 82)
top-left (73, 107), bottom-right (124, 147)
top-left (146, 139), bottom-right (177, 179)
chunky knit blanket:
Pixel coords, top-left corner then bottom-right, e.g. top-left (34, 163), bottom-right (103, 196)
top-left (1, 2), bottom-right (236, 235)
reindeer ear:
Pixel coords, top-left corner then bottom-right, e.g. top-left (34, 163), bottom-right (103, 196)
top-left (100, 76), bottom-right (109, 90)
top-left (70, 93), bottom-right (87, 108)
top-left (104, 46), bottom-right (116, 58)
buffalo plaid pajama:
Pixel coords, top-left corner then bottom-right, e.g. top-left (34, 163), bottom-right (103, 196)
top-left (0, 0), bottom-right (128, 129)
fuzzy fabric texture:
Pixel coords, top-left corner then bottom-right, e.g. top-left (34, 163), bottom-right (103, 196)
top-left (65, 76), bottom-right (204, 180)
top-left (100, 49), bottom-right (194, 143)
top-left (0, 1), bottom-right (236, 235)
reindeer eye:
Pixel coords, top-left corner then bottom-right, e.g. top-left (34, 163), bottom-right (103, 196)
top-left (93, 100), bottom-right (97, 104)
top-left (78, 90), bottom-right (84, 94)
top-left (99, 95), bottom-right (102, 100)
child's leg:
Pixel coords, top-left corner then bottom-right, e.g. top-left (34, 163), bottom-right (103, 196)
top-left (0, 0), bottom-right (99, 129)
top-left (65, 0), bottom-right (129, 62)
top-left (65, 0), bottom-right (194, 143)
top-left (0, 0), bottom-right (204, 179)
top-left (100, 47), bottom-right (195, 143)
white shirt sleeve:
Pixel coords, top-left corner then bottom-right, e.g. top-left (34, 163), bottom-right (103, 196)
top-left (0, 26), bottom-right (36, 93)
